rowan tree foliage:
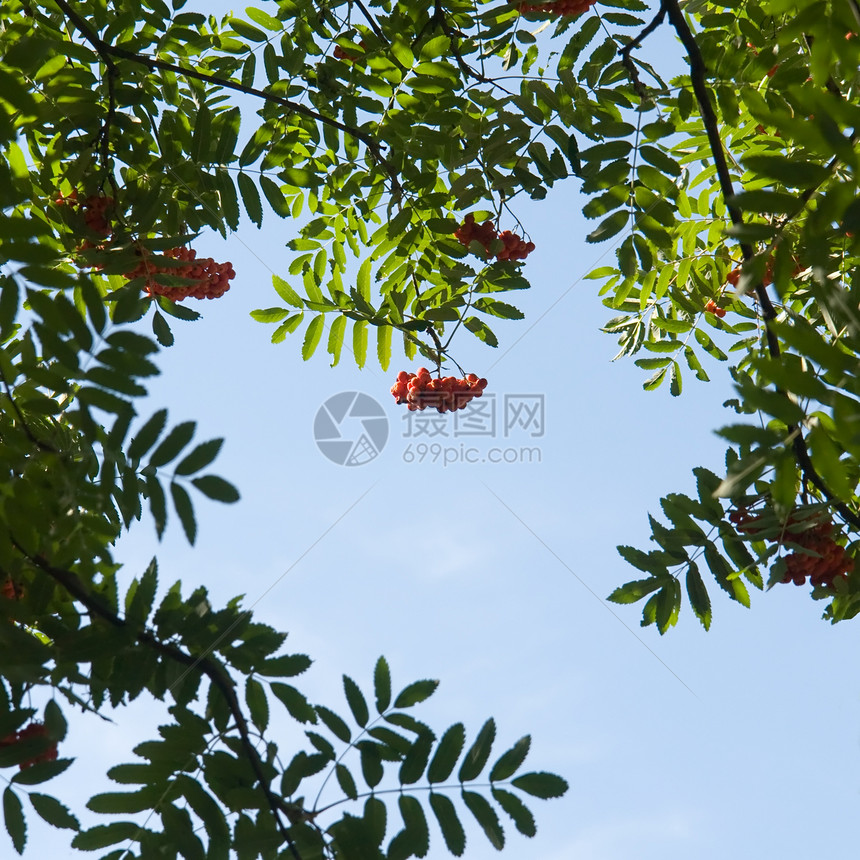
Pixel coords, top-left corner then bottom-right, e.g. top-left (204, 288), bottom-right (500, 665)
top-left (1, 0), bottom-right (859, 855)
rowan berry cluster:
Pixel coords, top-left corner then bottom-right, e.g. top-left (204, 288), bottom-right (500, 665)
top-left (519, 0), bottom-right (597, 14)
top-left (390, 368), bottom-right (488, 413)
top-left (125, 246), bottom-right (235, 302)
top-left (55, 189), bottom-right (113, 236)
top-left (704, 299), bottom-right (726, 318)
top-left (455, 214), bottom-right (535, 261)
top-left (730, 508), bottom-right (853, 589)
top-left (0, 723), bottom-right (58, 770)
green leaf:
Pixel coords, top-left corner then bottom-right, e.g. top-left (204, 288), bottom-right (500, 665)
top-left (3, 787), bottom-right (26, 853)
top-left (175, 439), bottom-right (223, 476)
top-left (229, 16), bottom-right (266, 40)
top-left (251, 307), bottom-right (291, 323)
top-left (462, 316), bottom-right (498, 347)
top-left (302, 314), bottom-right (325, 360)
top-left (607, 575), bottom-right (663, 603)
top-left (149, 420), bottom-right (195, 469)
top-left (427, 723), bottom-right (465, 783)
top-left (397, 795), bottom-right (429, 858)
top-left (327, 314), bottom-right (346, 366)
top-left (353, 319), bottom-right (368, 368)
top-left (245, 677), bottom-right (269, 732)
top-left (271, 683), bottom-right (317, 723)
top-left (316, 706), bottom-right (351, 743)
top-left (429, 793), bottom-right (465, 857)
top-left (458, 718), bottom-right (495, 782)
top-left (28, 793), bottom-right (79, 831)
top-left (686, 562), bottom-right (712, 631)
top-left (190, 475), bottom-right (240, 503)
top-left (393, 679), bottom-right (438, 709)
top-left (238, 171), bottom-right (263, 227)
top-left (377, 324), bottom-right (392, 371)
top-left (374, 656), bottom-right (391, 713)
top-left (343, 676), bottom-right (369, 728)
top-left (462, 790), bottom-right (504, 850)
top-left (398, 732), bottom-right (433, 785)
top-left (510, 772), bottom-right (568, 799)
top-left (336, 764), bottom-right (359, 800)
top-left (489, 735), bottom-right (530, 782)
top-left (129, 409), bottom-right (168, 461)
top-left (170, 482), bottom-right (197, 545)
top-left (491, 788), bottom-right (535, 837)
top-left (273, 274), bottom-right (303, 308)
top-left (72, 822), bottom-right (142, 850)
top-left (586, 210), bottom-right (630, 243)
top-left (359, 742), bottom-right (384, 789)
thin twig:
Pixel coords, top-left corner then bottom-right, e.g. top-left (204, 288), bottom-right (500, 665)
top-left (617, 5), bottom-right (666, 99)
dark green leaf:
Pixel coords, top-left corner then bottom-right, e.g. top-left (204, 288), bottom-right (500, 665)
top-left (462, 790), bottom-right (504, 850)
top-left (374, 656), bottom-right (391, 713)
top-left (489, 735), bottom-right (530, 782)
top-left (394, 679), bottom-right (439, 709)
top-left (190, 475), bottom-right (240, 503)
top-left (511, 772), bottom-right (569, 799)
top-left (427, 723), bottom-right (465, 784)
top-left (491, 788), bottom-right (535, 837)
top-left (429, 793), bottom-right (465, 857)
top-left (343, 676), bottom-right (369, 728)
top-left (458, 718), bottom-right (495, 782)
top-left (3, 787), bottom-right (26, 853)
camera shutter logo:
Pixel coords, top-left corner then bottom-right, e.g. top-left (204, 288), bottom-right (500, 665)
top-left (313, 392), bottom-right (389, 466)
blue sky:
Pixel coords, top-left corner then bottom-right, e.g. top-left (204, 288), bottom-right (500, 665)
top-left (24, 3), bottom-right (860, 858)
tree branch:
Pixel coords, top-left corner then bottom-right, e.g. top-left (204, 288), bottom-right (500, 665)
top-left (17, 545), bottom-right (304, 860)
top-left (662, 0), bottom-right (860, 529)
top-left (617, 6), bottom-right (666, 99)
top-left (51, 0), bottom-right (400, 193)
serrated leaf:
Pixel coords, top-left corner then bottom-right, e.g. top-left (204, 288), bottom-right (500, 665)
top-left (72, 822), bottom-right (141, 850)
top-left (170, 482), bottom-right (197, 545)
top-left (238, 172), bottom-right (263, 227)
top-left (190, 475), bottom-right (240, 503)
top-left (245, 677), bottom-right (269, 732)
top-left (462, 790), bottom-right (504, 850)
top-left (377, 324), bottom-right (392, 371)
top-left (491, 788), bottom-right (535, 837)
top-left (427, 723), bottom-right (465, 784)
top-left (174, 439), bottom-right (223, 477)
top-left (393, 679), bottom-right (438, 709)
top-left (316, 706), bottom-right (351, 743)
top-left (343, 676), bottom-right (369, 727)
top-left (398, 795), bottom-right (429, 858)
top-left (429, 793), bottom-right (465, 856)
top-left (353, 319), bottom-right (368, 368)
top-left (28, 793), bottom-right (79, 831)
top-left (128, 409), bottom-right (168, 461)
top-left (303, 314), bottom-right (325, 360)
top-left (273, 274), bottom-right (303, 308)
top-left (336, 764), bottom-right (359, 800)
top-left (359, 743), bottom-right (384, 789)
top-left (398, 732), bottom-right (433, 785)
top-left (458, 718), bottom-right (495, 782)
top-left (327, 314), bottom-right (346, 366)
top-left (489, 735), bottom-right (530, 782)
top-left (374, 657), bottom-right (391, 713)
top-left (685, 562), bottom-right (712, 631)
top-left (510, 772), bottom-right (568, 799)
top-left (271, 683), bottom-right (317, 723)
top-left (149, 420), bottom-right (195, 469)
top-left (3, 787), bottom-right (26, 853)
